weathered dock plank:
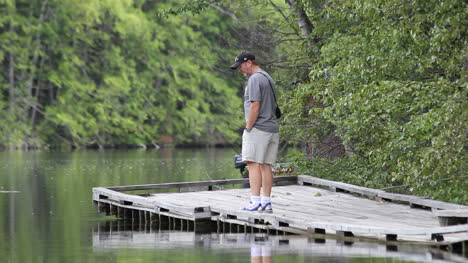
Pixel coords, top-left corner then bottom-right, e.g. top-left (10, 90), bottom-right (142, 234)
top-left (93, 175), bottom-right (468, 244)
top-left (297, 175), bottom-right (466, 210)
top-left (434, 209), bottom-right (468, 226)
top-left (106, 176), bottom-right (297, 192)
top-left (94, 187), bottom-right (212, 219)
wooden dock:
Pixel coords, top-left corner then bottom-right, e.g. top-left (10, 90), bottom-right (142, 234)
top-left (92, 175), bottom-right (468, 249)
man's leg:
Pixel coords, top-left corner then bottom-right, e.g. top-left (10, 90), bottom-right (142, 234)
top-left (259, 164), bottom-right (273, 196)
top-left (242, 161), bottom-right (262, 211)
top-left (247, 161), bottom-right (261, 196)
top-left (259, 133), bottom-right (278, 212)
top-left (259, 163), bottom-right (273, 212)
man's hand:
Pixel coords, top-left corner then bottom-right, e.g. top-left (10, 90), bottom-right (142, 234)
top-left (246, 101), bottom-right (260, 131)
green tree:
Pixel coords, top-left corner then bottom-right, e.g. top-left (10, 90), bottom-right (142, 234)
top-left (285, 0), bottom-right (467, 203)
top-left (1, 0), bottom-right (244, 149)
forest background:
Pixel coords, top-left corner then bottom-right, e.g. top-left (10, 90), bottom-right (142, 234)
top-left (0, 0), bottom-right (466, 204)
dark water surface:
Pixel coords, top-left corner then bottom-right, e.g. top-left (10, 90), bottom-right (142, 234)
top-left (0, 149), bottom-right (462, 262)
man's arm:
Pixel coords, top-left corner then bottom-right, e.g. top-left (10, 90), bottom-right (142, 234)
top-left (246, 101), bottom-right (260, 131)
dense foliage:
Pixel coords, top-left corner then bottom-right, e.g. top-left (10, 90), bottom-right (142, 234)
top-left (0, 0), bottom-right (243, 149)
top-left (283, 0), bottom-right (467, 203)
top-left (1, 0), bottom-right (466, 203)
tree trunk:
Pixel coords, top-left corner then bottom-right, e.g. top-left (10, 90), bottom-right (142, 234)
top-left (48, 83), bottom-right (54, 104)
top-left (9, 17), bottom-right (15, 111)
top-left (306, 131), bottom-right (346, 159)
top-left (28, 0), bottom-right (48, 127)
top-left (306, 96), bottom-right (346, 159)
top-left (9, 52), bottom-right (15, 110)
top-left (285, 1), bottom-right (346, 159)
top-left (285, 0), bottom-right (314, 38)
top-left (30, 56), bottom-right (46, 127)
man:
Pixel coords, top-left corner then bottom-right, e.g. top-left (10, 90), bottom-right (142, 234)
top-left (230, 51), bottom-right (279, 213)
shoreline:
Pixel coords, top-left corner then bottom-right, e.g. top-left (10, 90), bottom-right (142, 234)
top-left (0, 143), bottom-right (241, 152)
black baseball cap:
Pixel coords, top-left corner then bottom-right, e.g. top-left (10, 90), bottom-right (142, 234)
top-left (230, 51), bottom-right (255, 69)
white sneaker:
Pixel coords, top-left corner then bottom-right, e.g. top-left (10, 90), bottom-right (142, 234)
top-left (242, 202), bottom-right (262, 211)
top-left (260, 203), bottom-right (273, 213)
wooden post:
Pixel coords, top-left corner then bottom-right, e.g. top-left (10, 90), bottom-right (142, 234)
top-left (336, 231), bottom-right (354, 237)
top-left (139, 211), bottom-right (143, 229)
top-left (463, 241), bottom-right (467, 258)
top-left (431, 233), bottom-right (444, 242)
top-left (110, 204), bottom-right (116, 216)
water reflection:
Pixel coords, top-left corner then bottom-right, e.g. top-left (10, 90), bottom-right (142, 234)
top-left (1, 149), bottom-right (466, 263)
top-left (250, 241), bottom-right (272, 263)
top-left (92, 224), bottom-right (465, 263)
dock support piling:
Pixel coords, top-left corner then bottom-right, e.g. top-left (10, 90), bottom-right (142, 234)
top-left (194, 220), bottom-right (215, 234)
top-left (336, 231), bottom-right (354, 237)
top-left (431, 234), bottom-right (444, 242)
top-left (309, 228), bottom-right (325, 235)
top-left (464, 241), bottom-right (468, 258)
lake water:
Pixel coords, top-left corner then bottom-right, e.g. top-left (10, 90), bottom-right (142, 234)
top-left (0, 149), bottom-right (464, 262)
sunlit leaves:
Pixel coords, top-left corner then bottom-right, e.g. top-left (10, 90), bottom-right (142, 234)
top-left (0, 0), bottom-right (243, 148)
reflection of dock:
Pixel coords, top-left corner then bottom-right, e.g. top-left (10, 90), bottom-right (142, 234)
top-left (92, 230), bottom-right (467, 262)
top-left (92, 175), bottom-right (468, 249)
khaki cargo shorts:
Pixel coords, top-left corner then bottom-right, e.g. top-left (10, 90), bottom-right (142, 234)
top-left (242, 128), bottom-right (279, 165)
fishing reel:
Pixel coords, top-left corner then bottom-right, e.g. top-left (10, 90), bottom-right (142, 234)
top-left (234, 154), bottom-right (249, 188)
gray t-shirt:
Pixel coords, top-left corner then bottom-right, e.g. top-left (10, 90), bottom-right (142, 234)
top-left (244, 70), bottom-right (279, 133)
